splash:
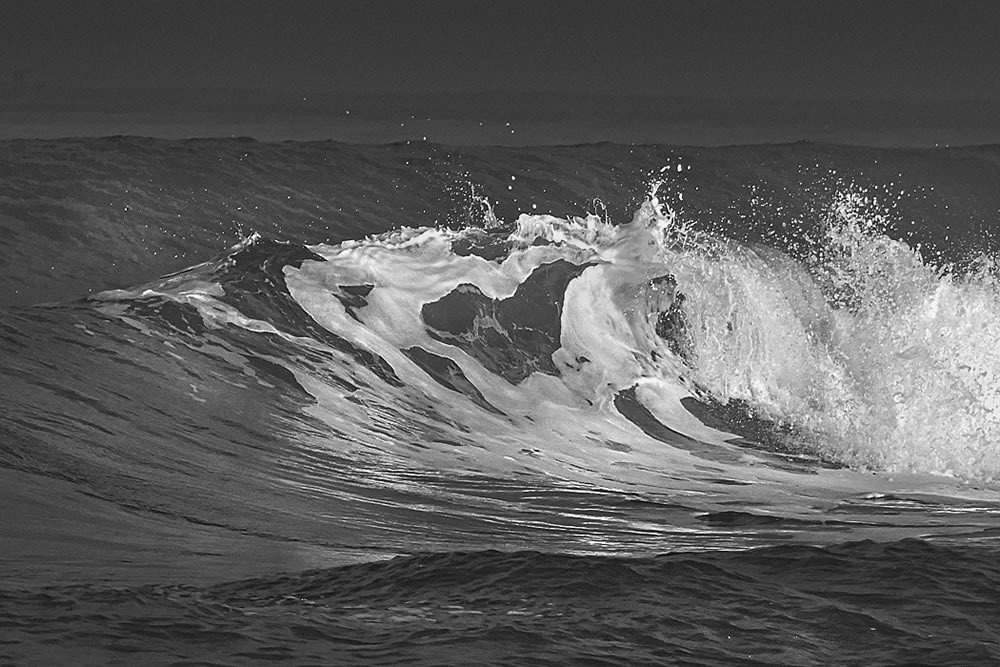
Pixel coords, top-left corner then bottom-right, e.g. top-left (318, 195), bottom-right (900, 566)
top-left (667, 189), bottom-right (1000, 479)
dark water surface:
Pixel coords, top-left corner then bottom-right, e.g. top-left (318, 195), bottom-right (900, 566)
top-left (2, 137), bottom-right (1000, 664)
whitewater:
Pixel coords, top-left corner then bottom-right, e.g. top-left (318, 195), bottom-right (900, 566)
top-left (2, 137), bottom-right (1000, 665)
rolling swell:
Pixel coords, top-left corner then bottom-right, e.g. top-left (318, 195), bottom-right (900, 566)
top-left (2, 540), bottom-right (998, 665)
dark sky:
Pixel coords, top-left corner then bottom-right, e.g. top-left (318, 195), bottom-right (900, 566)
top-left (3, 0), bottom-right (999, 100)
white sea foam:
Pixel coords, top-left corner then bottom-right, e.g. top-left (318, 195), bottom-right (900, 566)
top-left (652, 190), bottom-right (1000, 480)
top-left (98, 176), bottom-right (993, 490)
top-left (280, 188), bottom-right (1000, 483)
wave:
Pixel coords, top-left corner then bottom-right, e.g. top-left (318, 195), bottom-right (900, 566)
top-left (8, 136), bottom-right (1000, 665)
top-left (82, 182), bottom-right (1000, 485)
top-left (4, 138), bottom-right (1000, 576)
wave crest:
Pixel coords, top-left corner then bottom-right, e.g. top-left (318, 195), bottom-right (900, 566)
top-left (99, 189), bottom-right (1000, 482)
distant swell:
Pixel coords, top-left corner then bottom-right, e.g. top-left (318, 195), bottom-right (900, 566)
top-left (4, 541), bottom-right (998, 665)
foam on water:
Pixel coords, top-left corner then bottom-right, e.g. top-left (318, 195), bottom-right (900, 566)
top-left (273, 187), bottom-right (1000, 485)
top-left (657, 190), bottom-right (1000, 480)
top-left (88, 177), bottom-right (1000, 532)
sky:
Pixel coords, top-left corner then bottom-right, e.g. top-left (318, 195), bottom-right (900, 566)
top-left (3, 0), bottom-right (1000, 100)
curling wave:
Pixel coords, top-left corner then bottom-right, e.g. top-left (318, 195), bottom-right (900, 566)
top-left (95, 187), bottom-right (1000, 483)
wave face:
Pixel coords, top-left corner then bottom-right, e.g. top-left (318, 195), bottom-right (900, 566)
top-left (3, 138), bottom-right (1000, 664)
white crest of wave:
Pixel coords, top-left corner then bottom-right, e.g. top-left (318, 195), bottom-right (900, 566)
top-left (274, 182), bottom-right (1000, 483)
top-left (664, 190), bottom-right (1000, 480)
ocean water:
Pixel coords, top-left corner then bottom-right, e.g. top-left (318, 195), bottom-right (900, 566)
top-left (2, 136), bottom-right (1000, 665)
